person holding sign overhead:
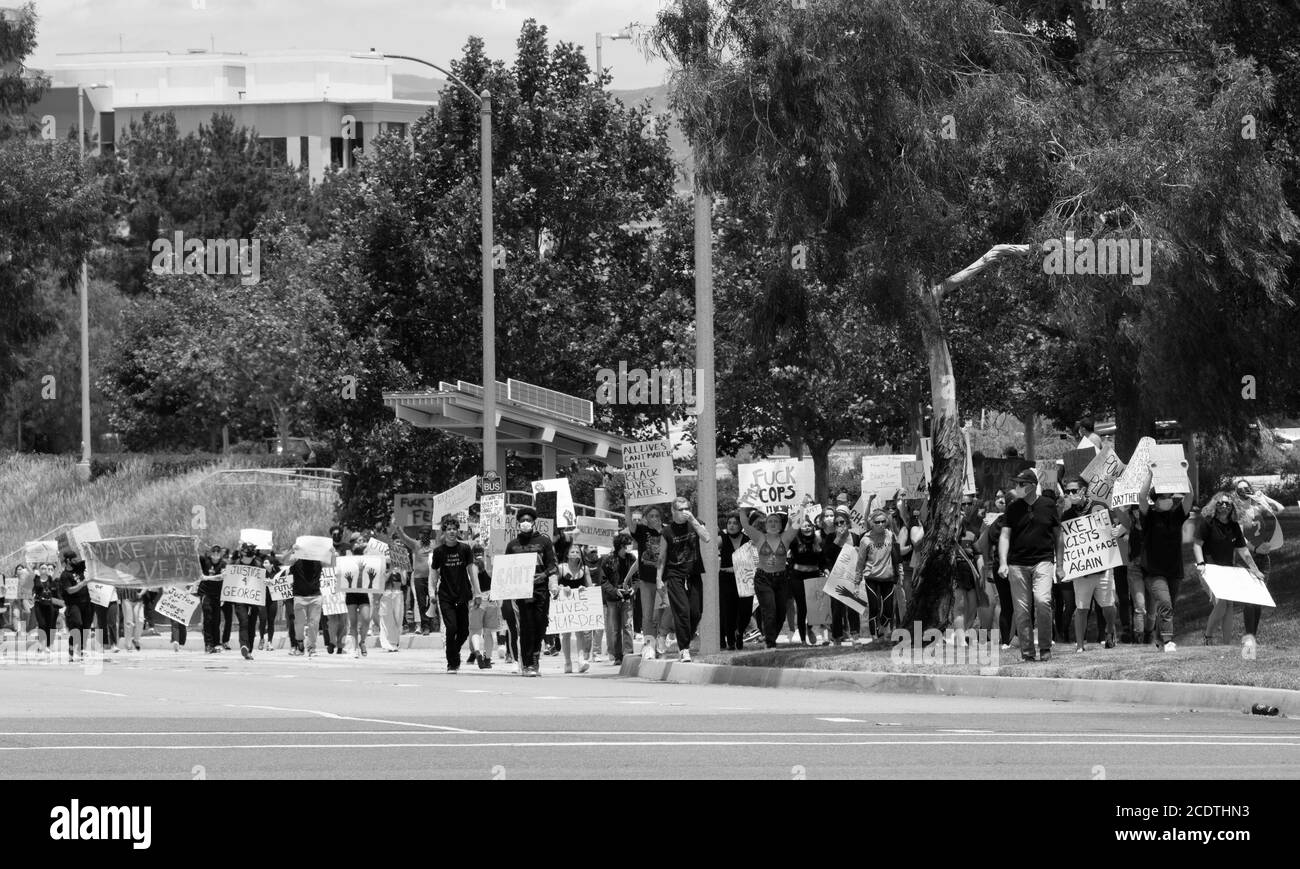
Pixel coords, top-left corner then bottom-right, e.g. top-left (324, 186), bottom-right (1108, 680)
top-left (1137, 473), bottom-right (1188, 652)
top-left (505, 506), bottom-right (559, 677)
top-left (1194, 495), bottom-right (1265, 652)
top-left (738, 506), bottom-right (799, 649)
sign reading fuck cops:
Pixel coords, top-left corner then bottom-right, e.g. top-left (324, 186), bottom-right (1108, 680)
top-left (736, 459), bottom-right (814, 511)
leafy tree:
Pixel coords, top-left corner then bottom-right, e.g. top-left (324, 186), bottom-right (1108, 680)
top-left (0, 2), bottom-right (46, 140)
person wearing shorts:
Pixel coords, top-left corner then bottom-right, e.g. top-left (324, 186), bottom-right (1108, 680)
top-left (468, 543), bottom-right (500, 669)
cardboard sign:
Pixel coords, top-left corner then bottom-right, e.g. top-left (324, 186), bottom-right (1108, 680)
top-left (267, 568), bottom-right (294, 602)
top-left (1110, 437), bottom-right (1157, 507)
top-left (804, 575), bottom-right (832, 627)
top-left (480, 493), bottom-right (506, 529)
top-left (156, 586), bottom-right (201, 625)
top-left (290, 536), bottom-right (336, 565)
top-left (731, 542), bottom-right (756, 598)
top-left (392, 493), bottom-right (436, 529)
top-left (623, 439), bottom-right (676, 506)
top-left (1201, 564), bottom-right (1276, 608)
top-left (573, 516), bottom-right (618, 550)
top-left (1060, 510), bottom-right (1123, 582)
top-left (822, 545), bottom-right (866, 614)
top-left (861, 455), bottom-right (907, 502)
top-left (899, 460), bottom-right (928, 500)
top-left (920, 437), bottom-right (933, 483)
top-left (1062, 447), bottom-right (1098, 481)
top-left (334, 555), bottom-right (386, 593)
top-left (1149, 443), bottom-right (1192, 495)
top-left (56, 521), bottom-right (103, 558)
top-left (24, 540), bottom-right (60, 569)
top-left (82, 535), bottom-right (204, 587)
top-left (736, 458), bottom-right (815, 511)
top-left (220, 565), bottom-right (267, 605)
top-left (545, 586), bottom-right (606, 634)
top-left (489, 553), bottom-right (539, 601)
top-left (847, 494), bottom-right (870, 535)
top-left (1081, 447), bottom-right (1126, 504)
top-left (87, 582), bottom-right (117, 608)
top-left (433, 477), bottom-right (480, 525)
top-left (532, 479), bottom-right (576, 527)
top-left (1036, 462), bottom-right (1059, 492)
top-left (3, 577), bottom-right (17, 600)
top-left (319, 567), bottom-right (347, 616)
top-left (240, 529), bottom-right (273, 551)
top-left (491, 516), bottom-right (555, 555)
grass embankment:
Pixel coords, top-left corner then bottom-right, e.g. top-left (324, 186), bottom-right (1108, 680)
top-left (1, 454), bottom-right (335, 561)
top-left (703, 512), bottom-right (1300, 692)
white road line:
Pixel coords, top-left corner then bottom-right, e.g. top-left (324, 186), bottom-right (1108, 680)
top-left (223, 704), bottom-right (477, 733)
top-left (3, 739), bottom-right (1300, 751)
top-left (79, 690), bottom-right (127, 697)
top-left (818, 717), bottom-right (865, 723)
top-left (7, 729), bottom-right (1298, 739)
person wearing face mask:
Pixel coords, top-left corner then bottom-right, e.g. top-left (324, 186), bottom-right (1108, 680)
top-left (599, 533), bottom-right (639, 664)
top-left (1057, 484), bottom-right (1124, 652)
top-left (854, 509), bottom-right (904, 642)
top-left (787, 514), bottom-right (823, 646)
top-left (505, 506), bottom-right (558, 677)
top-left (738, 507), bottom-right (800, 648)
top-left (657, 496), bottom-right (711, 662)
top-left (627, 505), bottom-right (670, 659)
top-left (1137, 474), bottom-right (1188, 652)
top-left (822, 507), bottom-right (861, 646)
top-left (998, 469), bottom-right (1059, 662)
top-left (30, 563), bottom-right (63, 656)
top-left (1194, 494), bottom-right (1266, 652)
top-left (431, 514), bottom-right (481, 673)
top-left (977, 495), bottom-right (1013, 648)
top-left (58, 556), bottom-right (93, 661)
top-left (717, 513), bottom-right (750, 651)
top-left (557, 544), bottom-right (593, 673)
top-left (230, 542), bottom-right (264, 660)
top-left (954, 494), bottom-right (985, 640)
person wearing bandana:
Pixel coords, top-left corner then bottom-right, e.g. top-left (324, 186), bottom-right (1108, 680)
top-left (504, 505), bottom-right (559, 677)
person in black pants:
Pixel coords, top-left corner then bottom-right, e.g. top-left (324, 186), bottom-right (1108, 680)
top-left (30, 565), bottom-right (62, 653)
top-left (822, 507), bottom-right (861, 645)
top-left (228, 543), bottom-right (265, 659)
top-left (255, 551), bottom-right (280, 651)
top-left (198, 545), bottom-right (226, 654)
top-left (431, 515), bottom-right (481, 673)
top-left (657, 497), bottom-right (710, 662)
top-left (57, 556), bottom-right (93, 660)
top-left (505, 506), bottom-right (558, 676)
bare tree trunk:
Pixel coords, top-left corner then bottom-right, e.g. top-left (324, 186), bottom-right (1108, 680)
top-left (810, 439), bottom-right (832, 505)
top-left (1024, 411), bottom-right (1036, 462)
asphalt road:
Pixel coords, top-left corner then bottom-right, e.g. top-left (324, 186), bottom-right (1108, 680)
top-left (3, 644), bottom-right (1300, 779)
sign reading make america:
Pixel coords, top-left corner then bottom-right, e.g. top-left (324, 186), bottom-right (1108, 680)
top-left (82, 535), bottom-right (204, 587)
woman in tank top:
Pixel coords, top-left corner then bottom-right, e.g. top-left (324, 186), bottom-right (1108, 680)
top-left (739, 507), bottom-right (799, 649)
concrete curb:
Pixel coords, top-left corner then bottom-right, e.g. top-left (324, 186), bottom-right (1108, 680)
top-left (619, 658), bottom-right (1300, 716)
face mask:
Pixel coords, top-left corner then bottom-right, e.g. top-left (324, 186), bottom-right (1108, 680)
top-left (518, 521), bottom-right (534, 533)
top-left (1156, 498), bottom-right (1173, 509)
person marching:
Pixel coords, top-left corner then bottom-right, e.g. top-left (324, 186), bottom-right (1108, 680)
top-left (58, 554), bottom-right (93, 661)
top-left (737, 506), bottom-right (799, 649)
top-left (1195, 493), bottom-right (1266, 652)
top-left (431, 514), bottom-right (482, 674)
top-left (658, 496), bottom-right (710, 661)
top-left (505, 505), bottom-right (559, 677)
top-left (558, 544), bottom-right (593, 673)
top-left (599, 533), bottom-right (638, 664)
top-left (229, 542), bottom-right (264, 660)
top-left (198, 544), bottom-right (226, 654)
top-left (823, 506), bottom-right (862, 646)
top-left (468, 542), bottom-right (500, 669)
top-left (855, 509), bottom-right (905, 642)
top-left (717, 513), bottom-right (752, 650)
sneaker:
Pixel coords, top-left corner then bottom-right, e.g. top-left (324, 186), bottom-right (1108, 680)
top-left (1104, 638), bottom-right (1116, 650)
top-left (360, 643), bottom-right (367, 657)
top-left (171, 641), bottom-right (180, 653)
top-left (1163, 642), bottom-right (1177, 652)
top-left (477, 655), bottom-right (491, 670)
top-left (133, 640), bottom-right (141, 651)
top-left (1021, 654), bottom-right (1036, 663)
top-left (578, 657), bottom-right (590, 673)
top-left (641, 645), bottom-right (656, 661)
top-left (1074, 646), bottom-right (1086, 653)
top-left (1039, 651), bottom-right (1052, 662)
top-left (656, 637), bottom-right (667, 655)
top-left (1000, 644), bottom-right (1011, 651)
top-left (241, 645), bottom-right (253, 660)
top-left (205, 645), bottom-right (216, 654)
top-left (288, 648), bottom-right (302, 657)
top-left (222, 643), bottom-right (231, 651)
top-left (257, 638), bottom-right (264, 651)
top-left (467, 650), bottom-right (479, 664)
top-left (307, 648), bottom-right (316, 658)
top-left (613, 657), bottom-right (623, 665)
top-left (679, 650), bottom-right (692, 663)
top-left (448, 667), bottom-right (459, 675)
top-left (523, 666), bottom-right (539, 677)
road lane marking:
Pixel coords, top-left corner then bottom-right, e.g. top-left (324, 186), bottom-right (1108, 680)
top-left (818, 717), bottom-right (865, 723)
top-left (80, 690), bottom-right (127, 697)
top-left (223, 704), bottom-right (477, 732)
top-left (4, 739), bottom-right (1300, 750)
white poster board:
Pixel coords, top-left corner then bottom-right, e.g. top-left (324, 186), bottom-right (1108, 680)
top-left (573, 516), bottom-right (618, 550)
top-left (24, 539), bottom-right (60, 569)
top-left (239, 529), bottom-right (273, 551)
top-left (804, 575), bottom-right (832, 627)
top-left (489, 553), bottom-right (538, 601)
top-left (623, 439), bottom-right (676, 507)
top-left (220, 565), bottom-right (266, 606)
top-left (861, 455), bottom-right (907, 502)
top-left (432, 477), bottom-right (480, 524)
top-left (1201, 564), bottom-right (1275, 607)
top-left (392, 493), bottom-right (435, 529)
top-left (545, 586), bottom-right (606, 634)
top-left (87, 582), bottom-right (117, 607)
top-left (156, 586), bottom-right (201, 625)
top-left (1060, 510), bottom-right (1123, 582)
top-left (319, 567), bottom-right (347, 615)
top-left (267, 568), bottom-right (294, 602)
top-left (531, 478), bottom-right (577, 527)
top-left (1110, 437), bottom-right (1156, 507)
top-left (480, 493), bottom-right (506, 529)
top-left (846, 494), bottom-right (870, 535)
top-left (291, 536), bottom-right (336, 565)
top-left (1081, 447), bottom-right (1126, 504)
top-left (334, 555), bottom-right (386, 594)
top-left (731, 542), bottom-right (756, 598)
top-left (1149, 443), bottom-right (1192, 495)
top-left (900, 460), bottom-right (928, 500)
top-left (735, 458), bottom-right (815, 511)
top-left (822, 545), bottom-right (866, 614)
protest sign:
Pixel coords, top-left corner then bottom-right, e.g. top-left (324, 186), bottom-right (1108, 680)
top-left (900, 460), bottom-right (928, 500)
top-left (1081, 448), bottom-right (1126, 504)
top-left (433, 477), bottom-right (480, 524)
top-left (363, 537), bottom-right (390, 565)
top-left (240, 529), bottom-right (273, 551)
top-left (490, 553), bottom-right (539, 601)
top-left (319, 567), bottom-right (346, 616)
top-left (334, 555), bottom-right (386, 594)
top-left (3, 577), bottom-right (17, 600)
top-left (736, 458), bottom-right (815, 511)
top-left (156, 586), bottom-right (201, 625)
top-left (82, 535), bottom-right (204, 587)
top-left (386, 537), bottom-right (411, 572)
top-left (87, 582), bottom-right (117, 608)
top-left (861, 455), bottom-right (908, 502)
top-left (1060, 510), bottom-right (1123, 582)
top-left (24, 539), bottom-right (59, 568)
top-left (532, 479), bottom-right (577, 527)
top-left (491, 515), bottom-right (555, 555)
top-left (545, 586), bottom-right (605, 634)
top-left (1201, 564), bottom-right (1276, 608)
top-left (1036, 462), bottom-right (1059, 492)
top-left (392, 493), bottom-right (435, 531)
top-left (290, 536), bottom-right (335, 565)
top-left (56, 521), bottom-right (102, 558)
top-left (961, 433), bottom-right (977, 496)
top-left (804, 575), bottom-right (832, 627)
top-left (267, 568), bottom-right (294, 602)
top-left (920, 437), bottom-right (933, 482)
top-left (732, 542), bottom-right (756, 598)
top-left (1062, 447), bottom-right (1097, 481)
top-left (623, 439), bottom-right (676, 506)
top-left (1149, 444), bottom-right (1192, 495)
top-left (1110, 437), bottom-right (1156, 507)
top-left (847, 494), bottom-right (870, 534)
top-left (573, 516), bottom-right (618, 550)
top-left (480, 493), bottom-right (506, 529)
top-left (220, 565), bottom-right (266, 606)
top-left (822, 545), bottom-right (866, 614)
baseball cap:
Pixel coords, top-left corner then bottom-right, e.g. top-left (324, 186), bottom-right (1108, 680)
top-left (1012, 469), bottom-right (1038, 485)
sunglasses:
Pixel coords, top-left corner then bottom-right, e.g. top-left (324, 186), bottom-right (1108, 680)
top-left (835, 520), bottom-right (848, 526)
top-left (1216, 501), bottom-right (1232, 508)
top-left (960, 501), bottom-right (973, 506)
top-left (871, 520), bottom-right (887, 525)
top-left (1064, 488), bottom-right (1082, 495)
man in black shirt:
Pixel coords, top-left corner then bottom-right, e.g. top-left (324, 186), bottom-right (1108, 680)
top-left (58, 555), bottom-right (93, 661)
top-left (658, 496), bottom-right (711, 663)
top-left (998, 469), bottom-right (1059, 662)
top-left (627, 505), bottom-right (668, 658)
top-left (1137, 474), bottom-right (1189, 651)
top-left (504, 506), bottom-right (559, 677)
top-left (431, 514), bottom-right (481, 674)
top-left (198, 545), bottom-right (226, 654)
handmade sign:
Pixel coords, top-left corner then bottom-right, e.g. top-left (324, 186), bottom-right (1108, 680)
top-left (3, 577), bottom-right (17, 600)
top-left (847, 494), bottom-right (870, 535)
top-left (392, 493), bottom-right (436, 531)
top-left (1107, 438), bottom-right (1155, 506)
top-left (962, 433), bottom-right (977, 496)
top-left (822, 545), bottom-right (866, 614)
top-left (532, 479), bottom-right (577, 527)
top-left (1201, 564), bottom-right (1275, 608)
top-left (56, 521), bottom-right (102, 559)
top-left (804, 575), bottom-right (833, 627)
top-left (731, 541), bottom-right (756, 598)
top-left (239, 529), bottom-right (273, 551)
top-left (290, 536), bottom-right (335, 565)
top-left (319, 567), bottom-right (346, 616)
top-left (899, 460), bottom-right (928, 500)
top-left (1062, 447), bottom-right (1098, 481)
top-left (267, 568), bottom-right (294, 602)
top-left (1081, 447), bottom-right (1126, 504)
top-left (1060, 510), bottom-right (1123, 582)
top-left (480, 493), bottom-right (506, 529)
top-left (220, 565), bottom-right (266, 606)
top-left (545, 586), bottom-right (605, 634)
top-left (82, 535), bottom-right (204, 587)
top-left (24, 539), bottom-right (59, 568)
top-left (623, 439), bottom-right (676, 506)
top-left (1149, 443), bottom-right (1192, 495)
top-left (573, 516), bottom-right (618, 550)
top-left (490, 515), bottom-right (555, 555)
top-left (433, 477), bottom-right (480, 524)
top-left (736, 459), bottom-right (815, 511)
top-left (920, 437), bottom-right (933, 483)
top-left (861, 455), bottom-right (907, 502)
top-left (334, 555), bottom-right (386, 594)
top-left (490, 553), bottom-right (540, 601)
top-left (87, 582), bottom-right (117, 608)
top-left (155, 586), bottom-right (201, 625)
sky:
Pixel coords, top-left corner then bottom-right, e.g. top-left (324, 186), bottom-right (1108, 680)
top-left (25, 0), bottom-right (673, 90)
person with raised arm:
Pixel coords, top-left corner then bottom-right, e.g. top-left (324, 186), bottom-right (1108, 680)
top-left (737, 505), bottom-right (799, 649)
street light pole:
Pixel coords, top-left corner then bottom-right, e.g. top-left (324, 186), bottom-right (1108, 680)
top-left (75, 85), bottom-right (98, 482)
top-left (360, 52), bottom-right (496, 478)
top-left (695, 184), bottom-right (719, 656)
top-left (595, 31), bottom-right (632, 87)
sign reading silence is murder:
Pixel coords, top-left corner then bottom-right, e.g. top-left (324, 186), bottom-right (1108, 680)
top-left (82, 535), bottom-right (204, 587)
